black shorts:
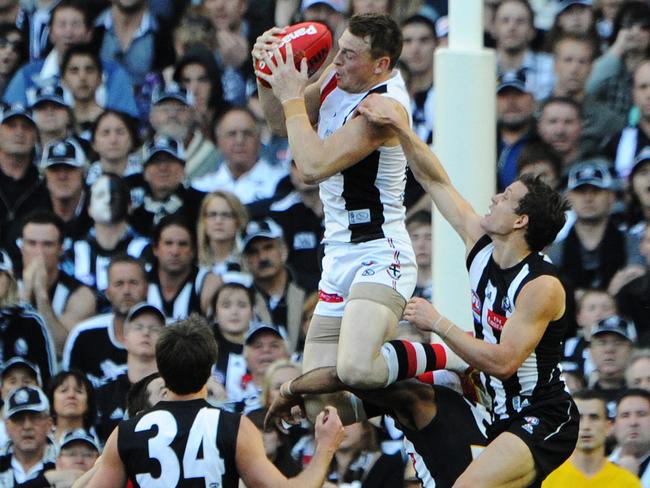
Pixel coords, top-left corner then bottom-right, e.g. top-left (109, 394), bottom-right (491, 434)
top-left (487, 393), bottom-right (579, 487)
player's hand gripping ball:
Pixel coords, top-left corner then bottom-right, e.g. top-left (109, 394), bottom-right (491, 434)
top-left (256, 22), bottom-right (332, 87)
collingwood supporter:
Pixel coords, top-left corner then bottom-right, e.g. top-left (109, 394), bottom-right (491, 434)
top-left (41, 137), bottom-right (92, 245)
top-left (0, 386), bottom-right (56, 486)
top-left (46, 370), bottom-right (95, 445)
top-left (3, 0), bottom-right (139, 119)
top-left (269, 161), bottom-right (324, 293)
top-left (30, 84), bottom-right (75, 149)
top-left (65, 173), bottom-right (150, 295)
top-left (545, 0), bottom-right (599, 49)
top-left (42, 429), bottom-right (100, 486)
top-left (128, 135), bottom-right (205, 237)
top-left (406, 210), bottom-right (433, 302)
top-left (242, 219), bottom-right (307, 354)
top-left (626, 349), bottom-right (650, 390)
top-left (537, 96), bottom-right (584, 171)
top-left (18, 210), bottom-right (96, 355)
top-left (191, 107), bottom-right (288, 205)
top-left (0, 24), bottom-right (27, 97)
top-left (197, 191), bottom-right (248, 278)
top-left (515, 141), bottom-right (562, 190)
top-left (147, 215), bottom-right (221, 320)
top-left (62, 255), bottom-right (147, 387)
top-left (0, 104), bottom-right (49, 253)
top-left (95, 302), bottom-right (163, 443)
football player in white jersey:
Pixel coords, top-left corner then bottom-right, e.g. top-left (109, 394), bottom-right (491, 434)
top-left (254, 14), bottom-right (419, 424)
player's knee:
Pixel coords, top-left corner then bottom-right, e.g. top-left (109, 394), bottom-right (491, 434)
top-left (336, 358), bottom-right (384, 389)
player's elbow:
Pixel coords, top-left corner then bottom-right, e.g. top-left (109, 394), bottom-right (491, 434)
top-left (492, 359), bottom-right (520, 381)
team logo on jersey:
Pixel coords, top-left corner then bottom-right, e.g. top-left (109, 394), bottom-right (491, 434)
top-left (471, 291), bottom-right (482, 315)
top-left (487, 310), bottom-right (508, 331)
top-left (362, 268), bottom-right (375, 276)
top-left (318, 290), bottom-right (344, 303)
top-left (387, 263), bottom-right (401, 280)
top-left (521, 416), bottom-right (539, 434)
top-left (14, 338), bottom-right (27, 356)
top-left (501, 296), bottom-right (512, 313)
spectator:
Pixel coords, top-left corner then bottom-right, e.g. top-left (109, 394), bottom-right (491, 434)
top-left (63, 255), bottom-right (148, 387)
top-left (586, 0), bottom-right (650, 119)
top-left (0, 23), bottom-right (26, 96)
top-left (537, 96), bottom-right (584, 171)
top-left (545, 0), bottom-right (599, 49)
top-left (66, 173), bottom-right (150, 294)
top-left (31, 84), bottom-right (74, 148)
top-left (0, 105), bottom-right (49, 252)
top-left (493, 0), bottom-right (555, 100)
top-left (41, 137), bottom-right (92, 244)
top-left (19, 210), bottom-right (96, 355)
top-left (588, 315), bottom-right (636, 417)
top-left (197, 191), bottom-right (248, 278)
top-left (242, 218), bottom-right (307, 354)
top-left (547, 160), bottom-right (629, 290)
top-left (625, 147), bottom-right (650, 230)
top-left (260, 359), bottom-right (302, 409)
top-left (406, 209), bottom-right (432, 302)
top-left (124, 371), bottom-right (167, 418)
top-left (0, 386), bottom-right (56, 485)
top-left (516, 140), bottom-right (562, 190)
top-left (211, 276), bottom-right (254, 401)
top-left (496, 70), bottom-right (538, 191)
top-left (607, 60), bottom-right (650, 179)
top-left (550, 33), bottom-right (625, 155)
top-left (192, 107), bottom-right (288, 205)
top-left (129, 135), bottom-right (206, 237)
top-left (625, 349), bottom-right (650, 390)
top-left (147, 215), bottom-right (221, 320)
top-left (46, 370), bottom-right (95, 444)
top-left (3, 0), bottom-right (139, 118)
top-left (45, 428), bottom-right (100, 485)
top-left (86, 109), bottom-right (142, 186)
top-left (269, 161), bottom-right (324, 292)
top-left (147, 84), bottom-right (195, 147)
top-left (609, 389), bottom-right (650, 484)
top-left (543, 389), bottom-right (642, 487)
top-left (301, 0), bottom-right (349, 50)
top-left (95, 302), bottom-right (163, 442)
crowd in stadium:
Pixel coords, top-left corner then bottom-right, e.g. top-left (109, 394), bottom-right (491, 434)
top-left (0, 0), bottom-right (648, 486)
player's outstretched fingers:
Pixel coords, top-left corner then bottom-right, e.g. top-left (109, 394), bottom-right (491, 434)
top-left (252, 27), bottom-right (285, 59)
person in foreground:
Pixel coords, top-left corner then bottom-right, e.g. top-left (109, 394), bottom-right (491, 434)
top-left (84, 315), bottom-right (344, 488)
top-left (356, 94), bottom-right (579, 487)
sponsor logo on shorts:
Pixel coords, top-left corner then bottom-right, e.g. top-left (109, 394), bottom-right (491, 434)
top-left (487, 309), bottom-right (507, 331)
top-left (521, 416), bottom-right (539, 434)
top-left (348, 209), bottom-right (371, 225)
top-left (387, 263), bottom-right (401, 280)
top-left (318, 290), bottom-right (344, 303)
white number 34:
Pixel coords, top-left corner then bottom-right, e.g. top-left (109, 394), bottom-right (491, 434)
top-left (135, 408), bottom-right (226, 487)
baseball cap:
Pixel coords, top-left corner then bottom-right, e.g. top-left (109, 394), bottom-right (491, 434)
top-left (151, 83), bottom-right (194, 107)
top-left (221, 271), bottom-right (254, 288)
top-left (402, 6), bottom-right (438, 36)
top-left (497, 70), bottom-right (527, 94)
top-left (31, 84), bottom-right (67, 109)
top-left (244, 322), bottom-right (286, 345)
top-left (435, 16), bottom-right (449, 39)
top-left (125, 302), bottom-right (166, 325)
top-left (241, 218), bottom-right (284, 253)
top-left (301, 0), bottom-right (348, 14)
top-left (41, 138), bottom-right (86, 169)
top-left (1, 357), bottom-right (42, 386)
top-left (591, 315), bottom-right (636, 343)
top-left (630, 146), bottom-right (650, 177)
top-left (567, 160), bottom-right (613, 191)
top-left (1, 103), bottom-right (35, 125)
top-left (59, 428), bottom-right (101, 452)
top-left (143, 136), bottom-right (185, 166)
top-left (557, 0), bottom-right (592, 15)
top-left (4, 385), bottom-right (49, 419)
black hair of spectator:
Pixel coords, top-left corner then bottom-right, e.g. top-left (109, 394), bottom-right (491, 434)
top-left (494, 0), bottom-right (535, 29)
top-left (550, 32), bottom-right (600, 62)
top-left (406, 209), bottom-right (432, 228)
top-left (49, 0), bottom-right (91, 30)
top-left (625, 151), bottom-right (650, 227)
top-left (91, 109), bottom-right (140, 153)
top-left (20, 209), bottom-right (65, 244)
top-left (107, 254), bottom-right (148, 282)
top-left (616, 387), bottom-right (650, 409)
top-left (156, 314), bottom-right (218, 395)
top-left (400, 14), bottom-right (437, 41)
top-left (0, 23), bottom-right (27, 75)
top-left (61, 43), bottom-right (102, 76)
top-left (538, 95), bottom-right (583, 120)
top-left (348, 13), bottom-right (403, 69)
top-left (572, 388), bottom-right (607, 403)
top-left (611, 1), bottom-right (650, 56)
top-left (152, 214), bottom-right (196, 249)
top-left (126, 371), bottom-right (161, 418)
top-left (47, 369), bottom-right (96, 429)
top-left (213, 282), bottom-right (255, 320)
top-left (516, 141), bottom-right (563, 178)
top-left (172, 46), bottom-right (229, 117)
top-left (515, 174), bottom-right (569, 251)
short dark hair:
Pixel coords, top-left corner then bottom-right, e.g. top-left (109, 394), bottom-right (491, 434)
top-left (495, 0), bottom-right (535, 28)
top-left (213, 282), bottom-right (254, 318)
top-left (50, 0), bottom-right (90, 30)
top-left (516, 141), bottom-right (562, 177)
top-left (406, 209), bottom-right (432, 228)
top-left (572, 388), bottom-right (606, 403)
top-left (515, 174), bottom-right (568, 251)
top-left (61, 43), bottom-right (101, 75)
top-left (156, 315), bottom-right (218, 395)
top-left (552, 33), bottom-right (598, 62)
top-left (21, 209), bottom-right (65, 244)
top-left (46, 369), bottom-right (96, 429)
top-left (612, 1), bottom-right (650, 53)
top-left (107, 254), bottom-right (147, 282)
top-left (616, 388), bottom-right (650, 409)
top-left (126, 372), bottom-right (161, 417)
top-left (348, 13), bottom-right (403, 69)
top-left (539, 96), bottom-right (582, 119)
top-left (152, 214), bottom-right (195, 248)
top-left (91, 109), bottom-right (140, 152)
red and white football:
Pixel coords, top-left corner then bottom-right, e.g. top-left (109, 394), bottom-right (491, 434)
top-left (256, 22), bottom-right (332, 87)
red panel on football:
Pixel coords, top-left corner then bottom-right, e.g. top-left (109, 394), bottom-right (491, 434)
top-left (256, 22), bottom-right (332, 88)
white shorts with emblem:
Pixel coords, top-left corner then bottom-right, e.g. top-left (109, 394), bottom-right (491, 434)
top-left (315, 236), bottom-right (417, 317)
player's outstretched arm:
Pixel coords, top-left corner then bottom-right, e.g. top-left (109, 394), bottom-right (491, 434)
top-left (357, 94), bottom-right (484, 249)
top-left (237, 407), bottom-right (344, 488)
top-left (84, 429), bottom-right (127, 488)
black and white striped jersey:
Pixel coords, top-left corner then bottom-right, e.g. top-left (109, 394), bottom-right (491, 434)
top-left (317, 69), bottom-right (412, 244)
top-left (466, 235), bottom-right (568, 421)
top-left (147, 267), bottom-right (209, 321)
